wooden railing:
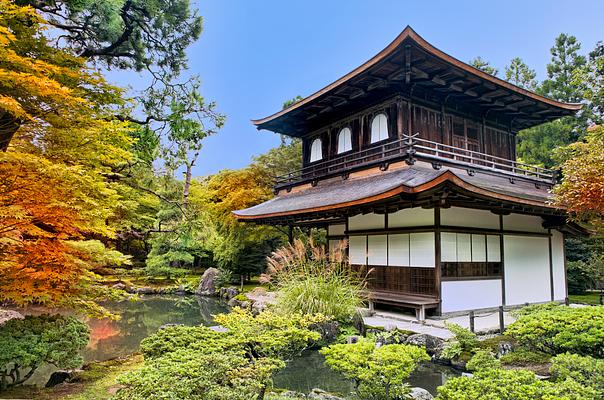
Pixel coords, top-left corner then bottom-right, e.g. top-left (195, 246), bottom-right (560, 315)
top-left (274, 133), bottom-right (558, 188)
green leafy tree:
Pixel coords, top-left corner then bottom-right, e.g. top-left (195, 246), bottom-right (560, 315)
top-left (321, 339), bottom-right (430, 399)
top-left (469, 56), bottom-right (499, 76)
top-left (576, 41), bottom-right (604, 123)
top-left (22, 0), bottom-right (202, 76)
top-left (505, 57), bottom-right (537, 90)
top-left (517, 33), bottom-right (588, 167)
top-left (0, 315), bottom-right (90, 390)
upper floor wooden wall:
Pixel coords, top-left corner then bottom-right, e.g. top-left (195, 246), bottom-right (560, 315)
top-left (302, 95), bottom-right (515, 167)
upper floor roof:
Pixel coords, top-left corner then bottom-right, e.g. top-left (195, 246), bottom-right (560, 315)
top-left (252, 26), bottom-right (581, 137)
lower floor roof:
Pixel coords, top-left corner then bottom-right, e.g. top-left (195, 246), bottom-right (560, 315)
top-left (233, 161), bottom-right (563, 225)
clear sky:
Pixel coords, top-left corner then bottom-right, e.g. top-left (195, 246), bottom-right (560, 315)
top-left (107, 0), bottom-right (604, 178)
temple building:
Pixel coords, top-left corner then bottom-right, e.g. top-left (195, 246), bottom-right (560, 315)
top-left (234, 26), bottom-right (585, 318)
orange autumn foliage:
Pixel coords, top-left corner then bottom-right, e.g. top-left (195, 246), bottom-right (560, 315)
top-left (554, 125), bottom-right (604, 227)
top-left (0, 0), bottom-right (133, 312)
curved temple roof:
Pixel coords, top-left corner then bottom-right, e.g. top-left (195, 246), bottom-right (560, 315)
top-left (253, 26), bottom-right (581, 136)
top-left (233, 162), bottom-right (558, 223)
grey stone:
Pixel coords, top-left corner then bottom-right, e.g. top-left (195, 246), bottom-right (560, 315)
top-left (310, 320), bottom-right (339, 343)
top-left (196, 268), bottom-right (219, 296)
top-left (307, 388), bottom-right (345, 400)
top-left (224, 286), bottom-right (239, 300)
top-left (46, 370), bottom-right (80, 387)
top-left (0, 309), bottom-right (23, 325)
top-left (497, 341), bottom-right (515, 357)
top-left (208, 325), bottom-right (229, 333)
top-left (278, 390), bottom-right (306, 398)
top-left (409, 387), bottom-right (434, 400)
top-left (227, 297), bottom-right (250, 309)
top-left (136, 286), bottom-right (155, 294)
top-left (406, 334), bottom-right (445, 356)
top-left (111, 282), bottom-right (126, 291)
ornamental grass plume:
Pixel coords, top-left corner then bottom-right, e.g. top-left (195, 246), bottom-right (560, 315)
top-left (261, 238), bottom-right (368, 321)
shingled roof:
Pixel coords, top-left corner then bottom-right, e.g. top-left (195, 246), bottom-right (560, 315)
top-left (233, 161), bottom-right (558, 222)
top-left (252, 26), bottom-right (581, 136)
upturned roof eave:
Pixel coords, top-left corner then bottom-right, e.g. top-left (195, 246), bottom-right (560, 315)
top-left (251, 26), bottom-right (582, 131)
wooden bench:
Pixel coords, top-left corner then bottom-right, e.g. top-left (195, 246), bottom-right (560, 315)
top-left (366, 290), bottom-right (440, 321)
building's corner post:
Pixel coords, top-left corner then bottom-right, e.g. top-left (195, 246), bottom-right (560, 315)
top-left (434, 206), bottom-right (442, 315)
top-left (288, 224), bottom-right (294, 245)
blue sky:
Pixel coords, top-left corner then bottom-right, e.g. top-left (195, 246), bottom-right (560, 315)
top-left (107, 0), bottom-right (604, 177)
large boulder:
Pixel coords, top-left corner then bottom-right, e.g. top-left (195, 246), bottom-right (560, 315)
top-left (409, 387), bottom-right (434, 399)
top-left (405, 334), bottom-right (445, 356)
top-left (196, 268), bottom-right (219, 296)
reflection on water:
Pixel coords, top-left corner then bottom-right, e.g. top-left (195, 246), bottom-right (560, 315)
top-left (83, 295), bottom-right (229, 362)
top-left (274, 350), bottom-right (461, 397)
top-left (28, 295), bottom-right (228, 386)
top-left (27, 295), bottom-right (458, 395)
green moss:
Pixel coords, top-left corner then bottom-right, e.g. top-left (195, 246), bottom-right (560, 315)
top-left (478, 335), bottom-right (515, 351)
top-left (500, 349), bottom-right (552, 366)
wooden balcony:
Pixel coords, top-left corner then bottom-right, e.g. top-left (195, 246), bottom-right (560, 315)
top-left (275, 133), bottom-right (558, 189)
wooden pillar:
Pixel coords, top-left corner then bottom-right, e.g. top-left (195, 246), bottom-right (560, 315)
top-left (434, 207), bottom-right (442, 315)
top-left (288, 224), bottom-right (294, 244)
top-left (548, 229), bottom-right (555, 301)
top-left (499, 214), bottom-right (506, 306)
top-left (397, 98), bottom-right (404, 138)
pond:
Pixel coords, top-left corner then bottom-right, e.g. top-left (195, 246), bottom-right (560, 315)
top-left (29, 295), bottom-right (459, 396)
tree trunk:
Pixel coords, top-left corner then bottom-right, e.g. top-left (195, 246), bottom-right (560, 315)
top-left (0, 111), bottom-right (21, 151)
top-left (181, 151), bottom-right (198, 213)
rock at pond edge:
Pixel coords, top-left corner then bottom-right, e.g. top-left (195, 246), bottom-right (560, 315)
top-left (196, 268), bottom-right (219, 296)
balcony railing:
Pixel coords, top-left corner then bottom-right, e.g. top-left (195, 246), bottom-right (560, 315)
top-left (275, 133), bottom-right (558, 188)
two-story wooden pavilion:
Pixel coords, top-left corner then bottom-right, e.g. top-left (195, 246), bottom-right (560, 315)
top-left (234, 27), bottom-right (584, 318)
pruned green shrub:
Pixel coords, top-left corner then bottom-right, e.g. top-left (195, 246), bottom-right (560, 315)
top-left (435, 368), bottom-right (597, 400)
top-left (116, 308), bottom-right (325, 399)
top-left (550, 353), bottom-right (604, 397)
top-left (321, 339), bottom-right (430, 399)
top-left (440, 323), bottom-right (478, 361)
top-left (0, 314), bottom-right (89, 390)
top-left (466, 350), bottom-right (501, 372)
top-left (262, 238), bottom-right (365, 321)
top-left (505, 304), bottom-right (604, 358)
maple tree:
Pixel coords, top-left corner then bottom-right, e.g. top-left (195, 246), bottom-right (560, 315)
top-left (554, 125), bottom-right (604, 229)
top-left (0, 0), bottom-right (134, 313)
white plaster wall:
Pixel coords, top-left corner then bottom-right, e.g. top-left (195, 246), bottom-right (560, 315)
top-left (348, 213), bottom-right (385, 230)
top-left (441, 232), bottom-right (457, 262)
top-left (551, 230), bottom-right (567, 301)
top-left (349, 236), bottom-right (366, 265)
top-left (409, 232), bottom-right (435, 267)
top-left (503, 213), bottom-right (547, 233)
top-left (388, 234), bottom-right (410, 266)
top-left (388, 207), bottom-right (434, 228)
top-left (368, 235), bottom-right (388, 266)
top-left (442, 280), bottom-right (502, 312)
top-left (504, 235), bottom-right (551, 305)
top-left (487, 235), bottom-right (501, 262)
top-left (328, 224), bottom-right (346, 236)
top-left (440, 207), bottom-right (499, 229)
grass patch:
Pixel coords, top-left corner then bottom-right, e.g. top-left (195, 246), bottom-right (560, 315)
top-left (569, 292), bottom-right (603, 305)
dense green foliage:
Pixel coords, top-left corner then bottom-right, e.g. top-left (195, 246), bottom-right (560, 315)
top-left (321, 339), bottom-right (429, 400)
top-left (321, 339), bottom-right (429, 399)
top-left (435, 368), bottom-right (597, 400)
top-left (115, 309), bottom-right (326, 399)
top-left (506, 304), bottom-right (604, 358)
top-left (550, 353), bottom-right (604, 398)
top-left (440, 323), bottom-right (479, 360)
top-left (465, 350), bottom-right (501, 372)
top-left (263, 239), bottom-right (365, 321)
top-left (0, 315), bottom-right (90, 390)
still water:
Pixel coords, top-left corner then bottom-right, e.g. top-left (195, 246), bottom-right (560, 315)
top-left (31, 295), bottom-right (458, 396)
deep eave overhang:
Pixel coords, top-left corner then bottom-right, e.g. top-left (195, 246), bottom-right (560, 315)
top-left (252, 26), bottom-right (582, 136)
